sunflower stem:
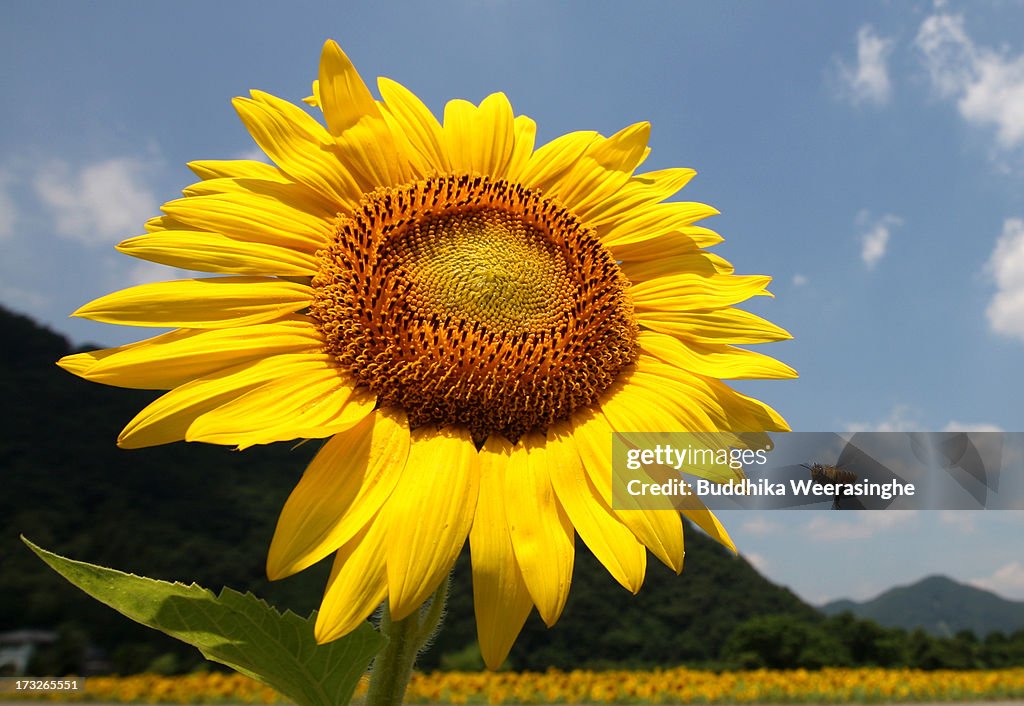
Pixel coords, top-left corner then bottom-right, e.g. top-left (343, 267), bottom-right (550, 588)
top-left (364, 578), bottom-right (449, 706)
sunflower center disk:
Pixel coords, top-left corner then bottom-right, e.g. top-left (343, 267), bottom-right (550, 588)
top-left (311, 175), bottom-right (639, 443)
top-left (398, 209), bottom-right (573, 334)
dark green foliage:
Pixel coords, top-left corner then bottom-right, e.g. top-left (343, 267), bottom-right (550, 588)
top-left (721, 615), bottom-right (851, 669)
top-left (825, 612), bottom-right (909, 667)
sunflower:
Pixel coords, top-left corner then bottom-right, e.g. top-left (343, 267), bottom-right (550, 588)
top-left (59, 40), bottom-right (794, 668)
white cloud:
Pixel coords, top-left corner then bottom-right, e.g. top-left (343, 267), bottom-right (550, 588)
top-left (837, 25), bottom-right (895, 106)
top-left (740, 516), bottom-right (783, 536)
top-left (743, 552), bottom-right (770, 573)
top-left (847, 408), bottom-right (1005, 434)
top-left (941, 421), bottom-right (1004, 432)
top-left (938, 509), bottom-right (977, 533)
top-left (0, 170), bottom-right (16, 240)
top-left (33, 157), bottom-right (158, 246)
top-left (792, 273), bottom-right (808, 287)
top-left (858, 212), bottom-right (902, 269)
top-left (846, 404), bottom-right (923, 433)
top-left (916, 13), bottom-right (1024, 150)
top-left (804, 511), bottom-right (917, 541)
top-left (986, 217), bottom-right (1024, 341)
top-left (969, 560), bottom-right (1024, 600)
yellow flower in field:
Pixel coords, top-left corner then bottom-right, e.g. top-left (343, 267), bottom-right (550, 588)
top-left (59, 40), bottom-right (794, 668)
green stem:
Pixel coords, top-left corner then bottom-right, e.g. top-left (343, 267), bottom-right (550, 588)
top-left (364, 578), bottom-right (449, 706)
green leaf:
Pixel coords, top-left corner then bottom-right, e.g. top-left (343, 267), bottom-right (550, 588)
top-left (24, 537), bottom-right (385, 706)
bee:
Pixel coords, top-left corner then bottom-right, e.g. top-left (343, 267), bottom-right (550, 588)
top-left (801, 463), bottom-right (857, 510)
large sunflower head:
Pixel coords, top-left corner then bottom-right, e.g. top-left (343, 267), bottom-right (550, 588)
top-left (59, 40), bottom-right (795, 668)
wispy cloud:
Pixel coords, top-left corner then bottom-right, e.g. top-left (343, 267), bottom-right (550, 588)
top-left (847, 406), bottom-right (1005, 434)
top-left (857, 212), bottom-right (902, 269)
top-left (792, 273), bottom-right (808, 287)
top-left (846, 404), bottom-right (922, 432)
top-left (33, 157), bottom-right (158, 246)
top-left (916, 13), bottom-right (1024, 151)
top-left (939, 510), bottom-right (977, 534)
top-left (743, 552), bottom-right (770, 573)
top-left (836, 25), bottom-right (895, 106)
top-left (969, 560), bottom-right (1024, 600)
top-left (804, 511), bottom-right (917, 541)
top-left (985, 217), bottom-right (1024, 341)
top-left (941, 421), bottom-right (1004, 432)
top-left (740, 516), bottom-right (784, 536)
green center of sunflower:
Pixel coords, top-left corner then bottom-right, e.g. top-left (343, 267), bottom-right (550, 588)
top-left (397, 208), bottom-right (573, 335)
top-left (311, 174), bottom-right (638, 444)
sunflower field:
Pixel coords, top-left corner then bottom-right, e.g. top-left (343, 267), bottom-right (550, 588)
top-left (7, 668), bottom-right (1024, 704)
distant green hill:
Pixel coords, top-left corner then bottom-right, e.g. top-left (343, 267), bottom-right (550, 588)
top-left (1, 305), bottom-right (819, 672)
top-left (821, 575), bottom-right (1024, 638)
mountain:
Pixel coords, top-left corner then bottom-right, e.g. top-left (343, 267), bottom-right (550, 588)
top-left (821, 575), bottom-right (1024, 638)
top-left (0, 305), bottom-right (819, 672)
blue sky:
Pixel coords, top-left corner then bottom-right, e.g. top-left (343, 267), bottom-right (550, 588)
top-left (3, 1), bottom-right (1024, 606)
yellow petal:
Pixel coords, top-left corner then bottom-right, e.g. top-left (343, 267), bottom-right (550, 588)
top-left (63, 318), bottom-right (321, 390)
top-left (315, 517), bottom-right (390, 642)
top-left (637, 357), bottom-right (790, 432)
top-left (118, 353), bottom-right (330, 448)
top-left (631, 273), bottom-right (773, 312)
top-left (58, 337), bottom-right (151, 379)
top-left (116, 231), bottom-right (318, 276)
top-left (638, 330), bottom-right (797, 380)
top-left (548, 421), bottom-right (646, 593)
top-left (385, 426), bottom-right (480, 620)
top-left (185, 363), bottom-right (376, 449)
top-left (378, 76), bottom-right (450, 174)
top-left (268, 408), bottom-right (410, 579)
top-left (609, 228), bottom-right (723, 262)
top-left (377, 103), bottom-right (432, 178)
top-left (72, 277), bottom-right (312, 328)
top-left (577, 168), bottom-right (697, 225)
top-left (181, 176), bottom-right (338, 222)
top-left (637, 308), bottom-right (793, 344)
top-left (600, 202), bottom-right (721, 248)
top-left (599, 368), bottom-right (751, 486)
top-left (621, 252), bottom-right (735, 282)
top-left (504, 115), bottom-right (537, 182)
top-left (682, 506), bottom-right (737, 554)
top-left (573, 409), bottom-right (684, 573)
top-left (304, 80), bottom-right (321, 109)
top-left (504, 433), bottom-right (575, 626)
top-left (234, 92), bottom-right (362, 210)
top-left (187, 159), bottom-right (282, 181)
top-left (608, 369), bottom-right (719, 432)
top-left (317, 40), bottom-right (380, 136)
top-left (545, 123), bottom-right (651, 215)
top-left (145, 214), bottom-right (192, 233)
top-left (319, 41), bottom-right (408, 189)
top-left (443, 93), bottom-right (515, 178)
top-left (162, 192), bottom-right (333, 253)
top-left (518, 130), bottom-right (599, 192)
top-left (471, 438), bottom-right (535, 669)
